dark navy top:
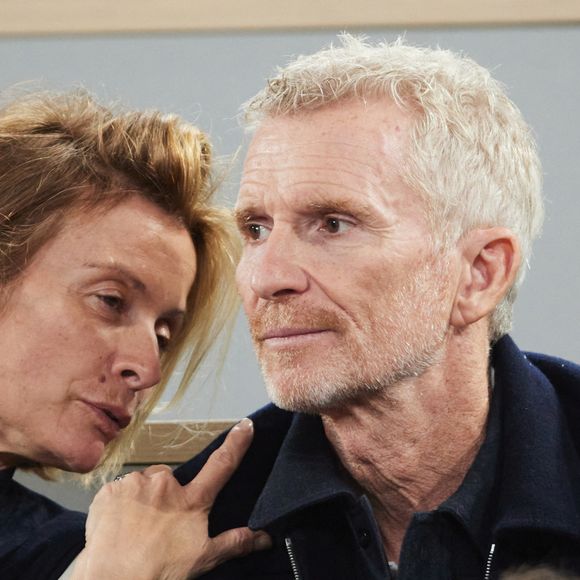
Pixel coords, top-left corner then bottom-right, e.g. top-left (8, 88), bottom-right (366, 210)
top-left (2, 336), bottom-right (580, 579)
top-left (175, 336), bottom-right (580, 579)
top-left (0, 469), bottom-right (85, 580)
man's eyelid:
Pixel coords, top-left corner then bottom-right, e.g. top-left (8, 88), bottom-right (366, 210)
top-left (239, 218), bottom-right (272, 242)
top-left (323, 212), bottom-right (357, 225)
top-left (235, 206), bottom-right (268, 229)
top-left (315, 212), bottom-right (358, 231)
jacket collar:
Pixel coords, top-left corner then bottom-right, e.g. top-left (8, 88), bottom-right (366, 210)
top-left (442, 335), bottom-right (580, 555)
top-left (0, 468), bottom-right (15, 481)
top-left (490, 336), bottom-right (580, 538)
top-left (249, 336), bottom-right (580, 546)
top-left (249, 412), bottom-right (359, 530)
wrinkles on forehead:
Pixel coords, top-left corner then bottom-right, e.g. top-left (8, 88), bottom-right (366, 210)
top-left (236, 98), bottom-right (425, 240)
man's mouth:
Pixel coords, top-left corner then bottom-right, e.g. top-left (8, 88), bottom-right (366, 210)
top-left (258, 328), bottom-right (334, 349)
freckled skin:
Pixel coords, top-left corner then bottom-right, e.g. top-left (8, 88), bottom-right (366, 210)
top-left (0, 196), bottom-right (196, 473)
top-left (236, 99), bottom-right (456, 411)
top-left (235, 98), bottom-right (506, 563)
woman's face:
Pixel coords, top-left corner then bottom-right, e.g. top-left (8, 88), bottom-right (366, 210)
top-left (0, 195), bottom-right (196, 473)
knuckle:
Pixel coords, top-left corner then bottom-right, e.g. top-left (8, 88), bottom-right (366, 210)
top-left (143, 464), bottom-right (172, 477)
top-left (187, 480), bottom-right (214, 507)
top-left (100, 482), bottom-right (116, 494)
top-left (211, 446), bottom-right (237, 470)
top-left (94, 483), bottom-right (114, 501)
top-left (223, 529), bottom-right (254, 558)
top-left (231, 529), bottom-right (253, 555)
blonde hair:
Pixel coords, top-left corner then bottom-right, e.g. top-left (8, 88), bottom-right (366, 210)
top-left (0, 90), bottom-right (240, 480)
top-left (243, 35), bottom-right (544, 340)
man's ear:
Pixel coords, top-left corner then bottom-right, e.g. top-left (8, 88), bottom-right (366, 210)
top-left (450, 228), bottom-right (520, 330)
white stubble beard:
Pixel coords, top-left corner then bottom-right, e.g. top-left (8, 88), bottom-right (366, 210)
top-left (252, 255), bottom-right (452, 414)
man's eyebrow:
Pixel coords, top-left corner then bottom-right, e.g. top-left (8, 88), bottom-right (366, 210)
top-left (305, 197), bottom-right (375, 219)
top-left (233, 207), bottom-right (260, 229)
top-left (234, 197), bottom-right (375, 222)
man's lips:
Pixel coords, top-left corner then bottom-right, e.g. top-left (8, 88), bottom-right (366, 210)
top-left (259, 327), bottom-right (332, 342)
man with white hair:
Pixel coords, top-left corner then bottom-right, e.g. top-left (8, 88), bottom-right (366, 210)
top-left (176, 36), bottom-right (580, 579)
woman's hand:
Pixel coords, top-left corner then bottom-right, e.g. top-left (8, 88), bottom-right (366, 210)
top-left (71, 418), bottom-right (271, 580)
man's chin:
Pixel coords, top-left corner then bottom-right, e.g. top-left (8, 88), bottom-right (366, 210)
top-left (264, 376), bottom-right (357, 415)
top-left (269, 396), bottom-right (323, 415)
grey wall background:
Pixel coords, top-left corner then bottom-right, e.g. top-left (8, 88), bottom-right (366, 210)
top-left (2, 26), bottom-right (579, 434)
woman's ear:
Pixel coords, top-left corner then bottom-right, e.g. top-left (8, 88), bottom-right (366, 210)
top-left (450, 227), bottom-right (520, 330)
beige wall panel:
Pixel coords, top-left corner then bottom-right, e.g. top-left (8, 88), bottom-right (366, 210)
top-left (128, 421), bottom-right (235, 464)
top-left (1, 0), bottom-right (580, 36)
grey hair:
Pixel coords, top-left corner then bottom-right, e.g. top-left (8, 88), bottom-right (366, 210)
top-left (243, 34), bottom-right (544, 340)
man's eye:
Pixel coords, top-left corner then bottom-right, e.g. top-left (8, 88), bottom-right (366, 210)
top-left (321, 217), bottom-right (351, 234)
top-left (246, 223), bottom-right (270, 241)
top-left (97, 294), bottom-right (125, 312)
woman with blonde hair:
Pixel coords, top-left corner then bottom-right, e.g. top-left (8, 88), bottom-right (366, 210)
top-left (0, 90), bottom-right (269, 579)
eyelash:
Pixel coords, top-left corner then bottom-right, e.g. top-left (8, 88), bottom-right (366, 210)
top-left (156, 334), bottom-right (170, 353)
top-left (97, 294), bottom-right (173, 353)
top-left (97, 294), bottom-right (126, 313)
top-left (320, 216), bottom-right (353, 234)
top-left (242, 215), bottom-right (353, 241)
top-left (245, 223), bottom-right (268, 241)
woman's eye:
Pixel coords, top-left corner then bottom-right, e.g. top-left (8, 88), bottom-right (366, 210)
top-left (156, 334), bottom-right (170, 353)
top-left (97, 294), bottom-right (125, 313)
top-left (156, 325), bottom-right (172, 353)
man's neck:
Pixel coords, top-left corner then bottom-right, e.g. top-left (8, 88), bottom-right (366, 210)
top-left (320, 331), bottom-right (491, 563)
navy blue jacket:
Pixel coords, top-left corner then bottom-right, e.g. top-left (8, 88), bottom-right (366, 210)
top-left (175, 336), bottom-right (580, 580)
top-left (0, 470), bottom-right (85, 580)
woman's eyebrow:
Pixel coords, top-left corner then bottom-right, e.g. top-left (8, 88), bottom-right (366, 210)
top-left (84, 263), bottom-right (188, 320)
top-left (83, 262), bottom-right (146, 292)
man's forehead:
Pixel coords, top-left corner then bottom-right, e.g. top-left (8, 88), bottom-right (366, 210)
top-left (242, 101), bottom-right (412, 177)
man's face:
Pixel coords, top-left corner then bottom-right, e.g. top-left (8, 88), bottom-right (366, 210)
top-left (236, 99), bottom-right (457, 413)
top-left (0, 195), bottom-right (196, 472)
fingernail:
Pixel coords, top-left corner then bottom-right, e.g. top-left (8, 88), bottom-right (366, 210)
top-left (254, 532), bottom-right (272, 551)
top-left (233, 417), bottom-right (253, 432)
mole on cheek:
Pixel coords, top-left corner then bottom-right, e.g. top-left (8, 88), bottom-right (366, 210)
top-left (99, 375), bottom-right (106, 383)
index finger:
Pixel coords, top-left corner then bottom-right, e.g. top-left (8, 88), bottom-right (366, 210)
top-left (184, 418), bottom-right (254, 508)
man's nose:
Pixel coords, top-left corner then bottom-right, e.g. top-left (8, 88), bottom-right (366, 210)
top-left (242, 230), bottom-right (309, 300)
top-left (111, 328), bottom-right (162, 392)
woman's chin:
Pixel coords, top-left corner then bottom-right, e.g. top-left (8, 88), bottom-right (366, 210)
top-left (54, 440), bottom-right (106, 474)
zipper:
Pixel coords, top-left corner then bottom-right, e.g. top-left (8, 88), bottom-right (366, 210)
top-left (484, 543), bottom-right (496, 580)
top-left (285, 536), bottom-right (302, 580)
